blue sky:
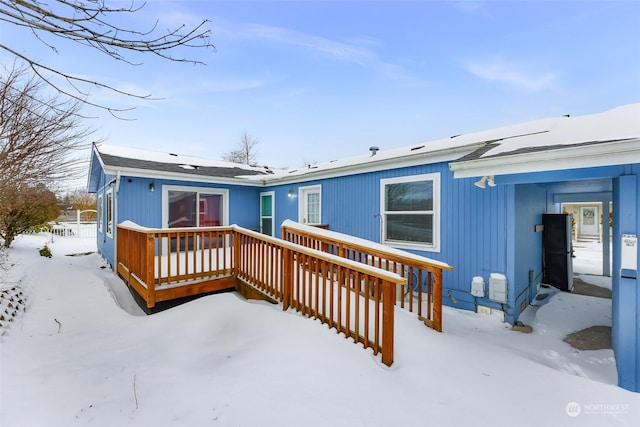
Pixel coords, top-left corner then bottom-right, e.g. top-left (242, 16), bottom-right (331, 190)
top-left (3, 0), bottom-right (640, 171)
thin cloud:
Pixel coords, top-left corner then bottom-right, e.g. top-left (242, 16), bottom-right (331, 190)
top-left (463, 56), bottom-right (558, 91)
top-left (238, 23), bottom-right (376, 65)
top-left (448, 0), bottom-right (486, 14)
top-left (222, 21), bottom-right (429, 86)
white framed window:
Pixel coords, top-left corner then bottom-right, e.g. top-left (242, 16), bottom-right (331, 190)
top-left (298, 185), bottom-right (322, 225)
top-left (260, 191), bottom-right (275, 236)
top-left (380, 173), bottom-right (440, 252)
top-left (162, 185), bottom-right (229, 228)
top-left (97, 194), bottom-right (103, 233)
top-left (106, 189), bottom-right (113, 238)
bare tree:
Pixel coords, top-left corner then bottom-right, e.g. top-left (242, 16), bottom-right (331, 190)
top-left (223, 131), bottom-right (259, 166)
top-left (64, 188), bottom-right (97, 213)
top-left (0, 0), bottom-right (214, 114)
top-left (0, 65), bottom-right (93, 245)
top-left (0, 65), bottom-right (92, 187)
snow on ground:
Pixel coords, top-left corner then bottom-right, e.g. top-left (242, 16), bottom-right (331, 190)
top-left (573, 239), bottom-right (612, 284)
top-left (1, 234), bottom-right (639, 427)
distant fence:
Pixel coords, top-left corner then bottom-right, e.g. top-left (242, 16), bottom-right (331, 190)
top-left (50, 210), bottom-right (97, 238)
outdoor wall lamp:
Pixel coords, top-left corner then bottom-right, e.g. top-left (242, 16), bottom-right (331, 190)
top-left (474, 175), bottom-right (496, 189)
top-left (149, 182), bottom-right (155, 192)
top-left (287, 189), bottom-right (295, 198)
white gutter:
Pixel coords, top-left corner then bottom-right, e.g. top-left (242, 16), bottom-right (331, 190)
top-left (450, 138), bottom-right (640, 178)
top-left (261, 143), bottom-right (485, 186)
top-left (100, 166), bottom-right (266, 187)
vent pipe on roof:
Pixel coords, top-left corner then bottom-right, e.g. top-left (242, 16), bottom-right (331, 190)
top-left (369, 146), bottom-right (379, 156)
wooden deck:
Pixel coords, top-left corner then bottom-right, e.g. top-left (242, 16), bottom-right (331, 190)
top-left (116, 222), bottom-right (452, 366)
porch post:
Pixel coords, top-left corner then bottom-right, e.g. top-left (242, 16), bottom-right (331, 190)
top-left (381, 279), bottom-right (395, 366)
top-left (433, 269), bottom-right (443, 332)
top-left (282, 248), bottom-right (292, 310)
top-left (613, 173), bottom-right (639, 392)
top-left (145, 232), bottom-right (156, 309)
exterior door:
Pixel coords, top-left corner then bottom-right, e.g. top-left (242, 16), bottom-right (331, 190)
top-left (299, 185), bottom-right (321, 225)
top-left (260, 192), bottom-right (274, 236)
top-left (580, 206), bottom-right (599, 236)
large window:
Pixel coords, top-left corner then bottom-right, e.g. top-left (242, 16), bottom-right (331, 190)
top-left (163, 185), bottom-right (228, 228)
top-left (106, 189), bottom-right (113, 238)
top-left (380, 173), bottom-right (440, 251)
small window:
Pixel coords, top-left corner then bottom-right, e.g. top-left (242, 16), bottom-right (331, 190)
top-left (97, 194), bottom-right (103, 233)
top-left (380, 173), bottom-right (440, 251)
top-left (106, 189), bottom-right (113, 238)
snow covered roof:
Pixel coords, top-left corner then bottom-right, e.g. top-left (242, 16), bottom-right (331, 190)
top-left (88, 103), bottom-right (640, 188)
top-left (260, 103), bottom-right (640, 183)
top-left (90, 144), bottom-right (276, 187)
top-left (450, 103), bottom-right (640, 178)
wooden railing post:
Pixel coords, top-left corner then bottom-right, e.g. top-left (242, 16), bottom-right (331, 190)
top-left (145, 232), bottom-right (156, 309)
top-left (433, 269), bottom-right (443, 332)
top-left (282, 248), bottom-right (292, 310)
top-left (381, 279), bottom-right (396, 366)
top-left (233, 230), bottom-right (241, 277)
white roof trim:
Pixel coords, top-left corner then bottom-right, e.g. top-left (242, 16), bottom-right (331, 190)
top-left (450, 138), bottom-right (640, 178)
top-left (100, 165), bottom-right (262, 187)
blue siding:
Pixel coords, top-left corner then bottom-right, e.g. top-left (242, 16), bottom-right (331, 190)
top-left (117, 177), bottom-right (162, 227)
top-left (115, 178), bottom-right (261, 229)
top-left (612, 169), bottom-right (640, 392)
top-left (267, 163), bottom-right (512, 314)
top-left (95, 172), bottom-right (115, 268)
top-left (512, 184), bottom-right (546, 316)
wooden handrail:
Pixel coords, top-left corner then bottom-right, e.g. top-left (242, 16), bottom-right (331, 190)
top-left (281, 220), bottom-right (453, 272)
top-left (281, 220), bottom-right (453, 332)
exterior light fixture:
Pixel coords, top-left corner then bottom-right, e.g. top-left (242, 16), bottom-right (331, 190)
top-left (287, 189), bottom-right (294, 198)
top-left (149, 182), bottom-right (155, 192)
top-left (474, 176), bottom-right (487, 189)
top-left (474, 175), bottom-right (496, 189)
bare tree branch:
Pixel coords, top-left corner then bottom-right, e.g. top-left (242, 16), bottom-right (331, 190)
top-left (223, 131), bottom-right (259, 166)
top-left (0, 0), bottom-right (214, 112)
top-left (0, 64), bottom-right (93, 191)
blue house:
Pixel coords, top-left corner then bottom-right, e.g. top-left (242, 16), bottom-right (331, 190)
top-left (88, 103), bottom-right (640, 392)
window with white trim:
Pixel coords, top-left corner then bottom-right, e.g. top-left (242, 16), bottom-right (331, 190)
top-left (106, 189), bottom-right (113, 238)
top-left (380, 173), bottom-right (440, 251)
top-left (97, 194), bottom-right (103, 233)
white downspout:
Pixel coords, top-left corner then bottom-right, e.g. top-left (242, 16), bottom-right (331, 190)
top-left (114, 171), bottom-right (121, 269)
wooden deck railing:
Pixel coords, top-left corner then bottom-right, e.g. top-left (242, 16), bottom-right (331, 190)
top-left (117, 224), bottom-right (237, 308)
top-left (116, 223), bottom-right (406, 366)
top-left (281, 220), bottom-right (453, 332)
